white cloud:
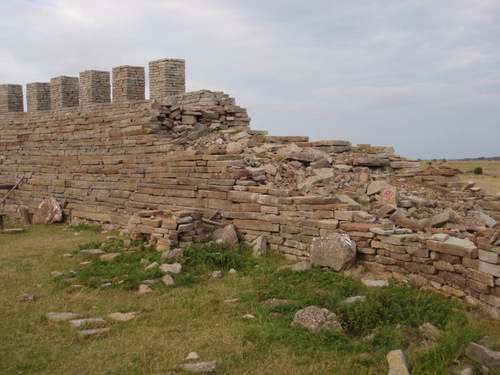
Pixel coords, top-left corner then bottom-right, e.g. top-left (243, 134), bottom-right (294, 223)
top-left (1, 0), bottom-right (499, 159)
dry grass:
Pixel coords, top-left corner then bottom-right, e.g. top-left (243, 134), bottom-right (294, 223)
top-left (422, 160), bottom-right (500, 194)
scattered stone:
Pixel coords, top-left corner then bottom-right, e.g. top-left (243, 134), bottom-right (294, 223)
top-left (243, 314), bottom-right (255, 319)
top-left (292, 306), bottom-right (342, 332)
top-left (489, 307), bottom-right (500, 320)
top-left (224, 298), bottom-right (240, 304)
top-left (292, 261), bottom-right (312, 272)
top-left (108, 312), bottom-right (137, 322)
top-left (77, 327), bottom-right (110, 338)
top-left (32, 197), bottom-right (63, 224)
top-left (340, 296), bottom-right (366, 304)
top-left (46, 312), bottom-right (77, 322)
top-left (145, 261), bottom-right (159, 271)
top-left (213, 224), bottom-right (239, 247)
top-left (419, 322), bottom-right (443, 341)
top-left (3, 228), bottom-right (25, 233)
top-left (63, 253), bottom-right (73, 258)
top-left (79, 249), bottom-right (106, 257)
top-left (212, 271), bottom-right (223, 279)
top-left (229, 268), bottom-right (237, 274)
top-left (162, 274), bottom-right (175, 285)
top-left (465, 342), bottom-right (500, 371)
top-left (159, 263), bottom-right (182, 274)
top-left (185, 352), bottom-right (200, 361)
top-left (51, 271), bottom-right (64, 277)
top-left (99, 252), bottom-right (121, 262)
top-left (179, 361), bottom-right (217, 373)
top-left (311, 233), bottom-right (357, 271)
top-left (69, 317), bottom-right (106, 329)
top-left (386, 349), bottom-right (411, 375)
top-left (251, 235), bottom-right (267, 257)
top-left (138, 284), bottom-right (153, 294)
top-left (362, 279), bottom-right (389, 288)
top-left (19, 293), bottom-right (34, 302)
top-left (448, 363), bottom-right (475, 375)
top-left (160, 248), bottom-right (184, 261)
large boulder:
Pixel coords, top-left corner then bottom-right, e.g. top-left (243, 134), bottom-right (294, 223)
top-left (33, 197), bottom-right (63, 224)
top-left (292, 306), bottom-right (342, 332)
top-left (311, 233), bottom-right (356, 271)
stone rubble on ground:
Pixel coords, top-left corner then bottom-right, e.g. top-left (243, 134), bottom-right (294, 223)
top-left (386, 349), bottom-right (411, 375)
top-left (19, 293), bottom-right (34, 302)
top-left (465, 342), bottom-right (500, 372)
top-left (292, 305), bottom-right (343, 332)
top-left (179, 361), bottom-right (217, 373)
top-left (108, 312), bottom-right (137, 322)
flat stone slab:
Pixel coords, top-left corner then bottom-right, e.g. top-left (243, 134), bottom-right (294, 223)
top-left (69, 317), bottom-right (106, 329)
top-left (108, 312), bottom-right (137, 322)
top-left (77, 327), bottom-right (110, 338)
top-left (46, 312), bottom-right (77, 322)
top-left (3, 228), bottom-right (25, 233)
top-left (362, 279), bottom-right (389, 288)
top-left (179, 361), bottom-right (217, 373)
top-left (465, 342), bottom-right (500, 371)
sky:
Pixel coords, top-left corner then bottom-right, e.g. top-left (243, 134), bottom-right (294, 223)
top-left (1, 0), bottom-right (499, 159)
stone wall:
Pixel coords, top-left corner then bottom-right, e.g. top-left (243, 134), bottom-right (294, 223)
top-left (0, 58), bottom-right (499, 309)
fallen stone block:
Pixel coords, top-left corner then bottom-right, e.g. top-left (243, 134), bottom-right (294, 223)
top-left (179, 361), bottom-right (217, 373)
top-left (311, 233), bottom-right (356, 271)
top-left (33, 197), bottom-right (63, 224)
top-left (77, 327), bottom-right (110, 338)
top-left (387, 349), bottom-right (411, 375)
top-left (465, 342), bottom-right (500, 371)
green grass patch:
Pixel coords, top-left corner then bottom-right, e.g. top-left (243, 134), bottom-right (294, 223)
top-left (1, 224), bottom-right (498, 374)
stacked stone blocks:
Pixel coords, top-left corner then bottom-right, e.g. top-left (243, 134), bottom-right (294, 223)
top-left (149, 58), bottom-right (186, 100)
top-left (0, 84), bottom-right (23, 112)
top-left (112, 66), bottom-right (145, 102)
top-left (50, 76), bottom-right (79, 109)
top-left (79, 70), bottom-right (111, 105)
top-left (27, 82), bottom-right (50, 111)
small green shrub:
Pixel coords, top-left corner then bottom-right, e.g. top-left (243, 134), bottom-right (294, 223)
top-left (474, 167), bottom-right (483, 174)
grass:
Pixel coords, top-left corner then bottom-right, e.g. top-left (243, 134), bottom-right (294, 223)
top-left (423, 159), bottom-right (500, 194)
top-left (1, 221), bottom-right (499, 374)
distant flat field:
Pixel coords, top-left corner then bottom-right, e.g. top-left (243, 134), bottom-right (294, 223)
top-left (422, 160), bottom-right (500, 194)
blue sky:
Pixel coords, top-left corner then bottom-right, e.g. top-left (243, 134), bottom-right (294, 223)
top-left (1, 0), bottom-right (499, 159)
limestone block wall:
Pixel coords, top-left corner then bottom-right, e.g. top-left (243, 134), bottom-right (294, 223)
top-left (0, 58), bottom-right (499, 309)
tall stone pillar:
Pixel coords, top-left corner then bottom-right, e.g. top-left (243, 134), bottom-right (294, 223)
top-left (149, 58), bottom-right (186, 100)
top-left (112, 66), bottom-right (145, 102)
top-left (0, 84), bottom-right (24, 113)
top-left (50, 76), bottom-right (79, 109)
top-left (79, 70), bottom-right (111, 105)
top-left (27, 82), bottom-right (51, 111)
